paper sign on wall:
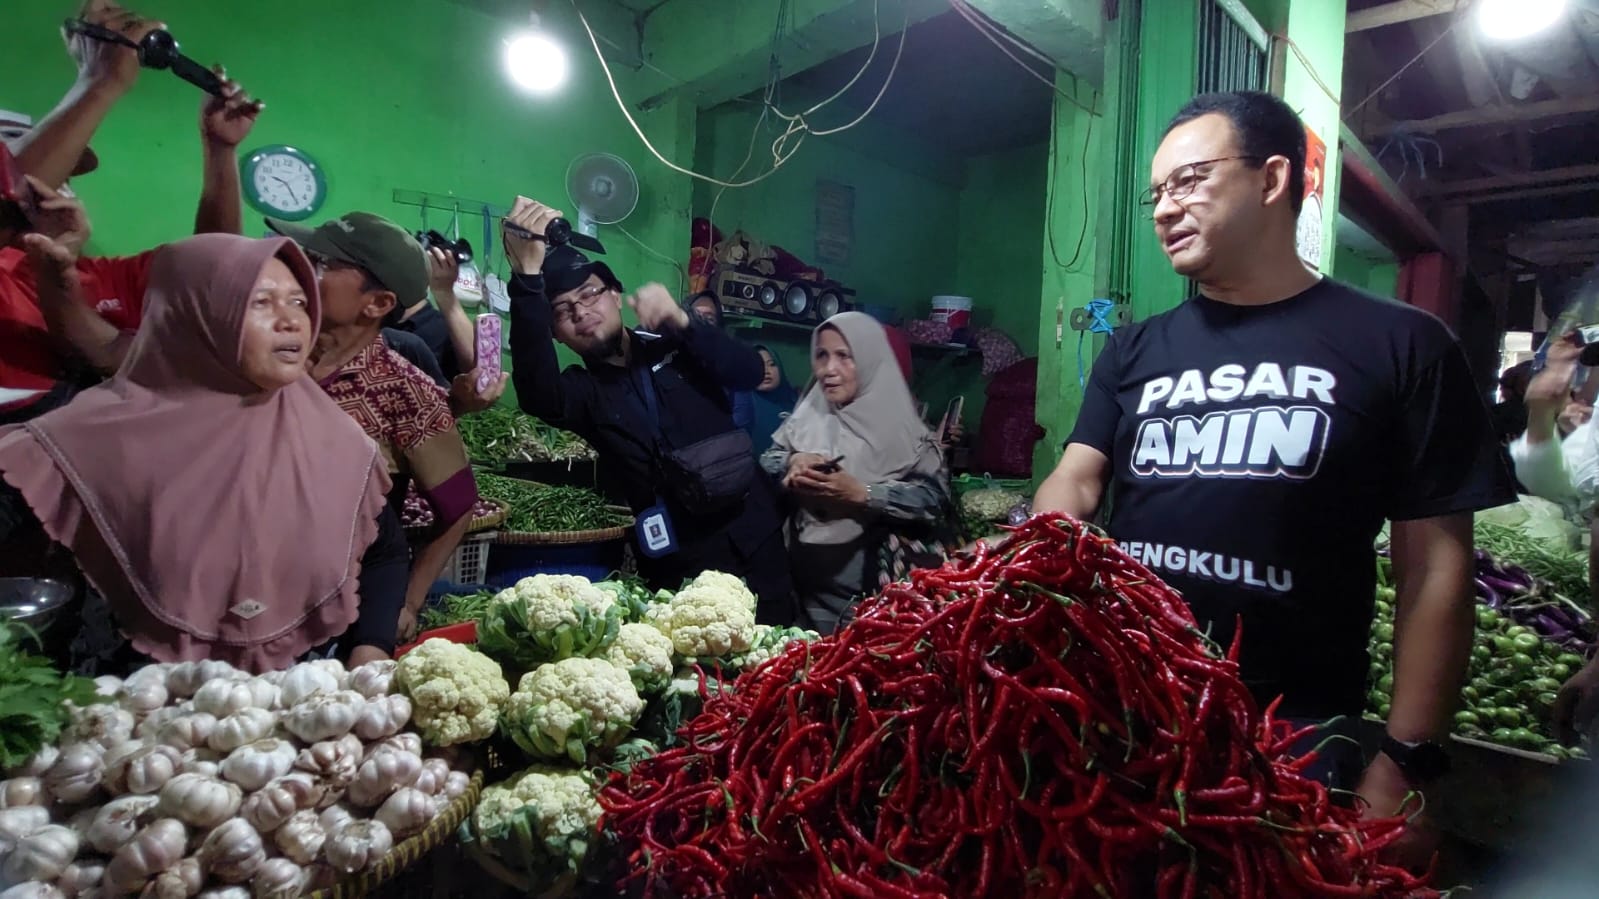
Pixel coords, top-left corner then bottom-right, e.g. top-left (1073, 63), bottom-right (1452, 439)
top-left (814, 180), bottom-right (854, 267)
top-left (1296, 125), bottom-right (1328, 270)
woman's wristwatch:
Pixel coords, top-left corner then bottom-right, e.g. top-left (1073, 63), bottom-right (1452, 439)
top-left (1379, 735), bottom-right (1451, 785)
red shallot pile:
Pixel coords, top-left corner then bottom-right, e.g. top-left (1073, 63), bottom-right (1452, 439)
top-left (600, 515), bottom-right (1436, 898)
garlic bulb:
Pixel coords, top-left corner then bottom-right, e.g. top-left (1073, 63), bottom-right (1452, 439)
top-left (165, 661), bottom-right (241, 699)
top-left (196, 890), bottom-right (249, 899)
top-left (85, 794), bottom-right (160, 854)
top-left (281, 691), bottom-right (364, 744)
top-left (134, 706), bottom-right (187, 742)
top-left (272, 810), bottom-right (324, 866)
top-left (157, 774), bottom-right (241, 829)
top-left (374, 787), bottom-right (432, 840)
top-left (352, 694), bottom-right (409, 742)
top-left (323, 819), bottom-right (392, 874)
top-left (118, 679), bottom-right (170, 716)
top-left (248, 858), bottom-right (303, 899)
top-left (317, 804), bottom-right (354, 836)
top-left (63, 705), bottom-right (135, 750)
top-left (107, 818), bottom-right (187, 893)
top-left (0, 806), bottom-right (50, 851)
top-left (94, 676), bottom-right (123, 700)
top-left (441, 770), bottom-right (470, 802)
top-left (6, 746), bottom-right (58, 780)
top-left (292, 738), bottom-right (360, 793)
top-left (219, 740), bottom-right (295, 793)
top-left (46, 744), bottom-right (106, 804)
top-left (367, 733), bottom-right (422, 759)
top-left (277, 665), bottom-right (338, 708)
top-left (109, 745), bottom-right (183, 797)
top-left (347, 745), bottom-right (421, 808)
top-left (0, 885), bottom-right (65, 899)
top-left (208, 709), bottom-right (276, 754)
top-left (56, 860), bottom-right (105, 898)
top-left (346, 660), bottom-right (397, 699)
top-left (192, 679), bottom-right (276, 720)
top-left (157, 714), bottom-right (218, 753)
top-left (197, 818), bottom-right (264, 884)
top-left (0, 777), bottom-right (44, 809)
top-left (141, 856), bottom-right (202, 899)
top-left (309, 658), bottom-right (348, 686)
top-left (239, 773), bottom-right (319, 834)
top-left (2, 823), bottom-right (78, 885)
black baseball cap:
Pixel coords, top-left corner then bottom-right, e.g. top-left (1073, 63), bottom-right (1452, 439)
top-left (542, 244), bottom-right (621, 297)
top-left (266, 212), bottom-right (429, 309)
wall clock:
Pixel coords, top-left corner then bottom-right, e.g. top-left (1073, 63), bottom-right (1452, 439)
top-left (241, 144), bottom-right (326, 221)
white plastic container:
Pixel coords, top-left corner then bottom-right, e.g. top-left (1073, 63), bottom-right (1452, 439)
top-left (931, 295), bottom-right (973, 340)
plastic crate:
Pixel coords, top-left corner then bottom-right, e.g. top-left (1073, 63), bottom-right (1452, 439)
top-left (443, 533), bottom-right (493, 584)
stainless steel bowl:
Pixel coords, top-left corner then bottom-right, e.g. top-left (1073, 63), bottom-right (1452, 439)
top-left (0, 578), bottom-right (76, 630)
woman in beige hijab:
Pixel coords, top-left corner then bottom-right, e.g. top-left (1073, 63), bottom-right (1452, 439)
top-left (764, 312), bottom-right (954, 632)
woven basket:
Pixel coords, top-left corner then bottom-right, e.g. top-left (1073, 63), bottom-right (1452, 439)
top-left (494, 522), bottom-right (632, 546)
top-left (467, 500), bottom-right (509, 534)
top-left (306, 769), bottom-right (485, 899)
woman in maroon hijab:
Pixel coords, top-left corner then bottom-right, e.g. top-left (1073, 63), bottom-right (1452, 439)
top-left (0, 233), bottom-right (406, 672)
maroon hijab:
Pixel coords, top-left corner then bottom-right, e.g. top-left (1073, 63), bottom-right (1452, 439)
top-left (0, 234), bottom-right (390, 671)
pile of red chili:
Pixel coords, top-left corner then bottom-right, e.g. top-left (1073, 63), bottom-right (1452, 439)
top-left (600, 515), bottom-right (1438, 898)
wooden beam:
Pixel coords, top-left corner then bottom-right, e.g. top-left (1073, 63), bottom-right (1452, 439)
top-left (1346, 0), bottom-right (1463, 33)
top-left (1453, 181), bottom-right (1599, 205)
top-left (1427, 163), bottom-right (1599, 197)
top-left (1380, 94), bottom-right (1599, 136)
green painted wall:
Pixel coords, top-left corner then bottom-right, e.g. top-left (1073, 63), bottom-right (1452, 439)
top-left (954, 143), bottom-right (1047, 357)
top-left (1333, 243), bottom-right (1399, 297)
top-left (1280, 0), bottom-right (1346, 272)
top-left (2, 0), bottom-right (697, 389)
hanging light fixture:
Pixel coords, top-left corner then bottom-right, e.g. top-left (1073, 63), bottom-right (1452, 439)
top-left (1477, 0), bottom-right (1567, 41)
top-left (504, 8), bottom-right (568, 94)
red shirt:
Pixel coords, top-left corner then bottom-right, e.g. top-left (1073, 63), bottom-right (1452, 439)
top-left (0, 247), bottom-right (157, 411)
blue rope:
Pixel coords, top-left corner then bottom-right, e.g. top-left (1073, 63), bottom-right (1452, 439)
top-left (1077, 298), bottom-right (1118, 387)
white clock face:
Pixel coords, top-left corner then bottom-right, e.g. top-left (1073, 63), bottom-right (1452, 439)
top-left (252, 154), bottom-right (319, 214)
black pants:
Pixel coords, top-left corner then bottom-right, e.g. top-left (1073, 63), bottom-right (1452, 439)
top-left (640, 527), bottom-right (795, 626)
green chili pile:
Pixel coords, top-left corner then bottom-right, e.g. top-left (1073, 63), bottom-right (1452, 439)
top-left (601, 515), bottom-right (1435, 898)
top-left (475, 472), bottom-right (629, 534)
top-left (459, 407), bottom-right (597, 465)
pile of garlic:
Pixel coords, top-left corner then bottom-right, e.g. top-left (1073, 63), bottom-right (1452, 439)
top-left (0, 658), bottom-right (473, 899)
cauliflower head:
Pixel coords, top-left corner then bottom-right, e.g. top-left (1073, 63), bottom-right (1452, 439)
top-left (649, 571), bottom-right (757, 658)
top-left (478, 574), bottom-right (622, 669)
top-left (728, 624), bottom-right (821, 671)
top-left (502, 658), bottom-right (644, 764)
top-left (604, 623), bottom-right (675, 694)
top-left (470, 765), bottom-right (600, 881)
top-left (394, 639), bottom-right (510, 746)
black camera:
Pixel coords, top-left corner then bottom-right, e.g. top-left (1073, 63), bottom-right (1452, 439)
top-left (416, 229), bottom-right (473, 265)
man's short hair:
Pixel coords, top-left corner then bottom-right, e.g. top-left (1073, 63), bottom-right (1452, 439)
top-left (1164, 91), bottom-right (1306, 214)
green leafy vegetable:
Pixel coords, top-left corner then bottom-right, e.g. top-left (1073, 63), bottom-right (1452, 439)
top-left (419, 590), bottom-right (497, 632)
top-left (475, 473), bottom-right (630, 534)
top-left (459, 408), bottom-right (596, 465)
top-left (0, 619), bottom-right (102, 769)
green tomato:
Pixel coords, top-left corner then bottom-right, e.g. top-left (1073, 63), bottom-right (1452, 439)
top-left (1494, 689), bottom-right (1518, 707)
top-left (1530, 677), bottom-right (1564, 693)
top-left (1378, 702), bottom-right (1391, 717)
top-left (1506, 625), bottom-right (1531, 639)
top-left (1460, 685), bottom-right (1480, 702)
top-left (1377, 673), bottom-right (1394, 693)
top-left (1512, 633), bottom-right (1542, 652)
top-left (1472, 646), bottom-right (1492, 664)
top-left (1477, 607), bottom-right (1500, 627)
top-left (1537, 692), bottom-right (1559, 708)
top-left (1454, 710), bottom-right (1481, 727)
top-left (1552, 663), bottom-right (1573, 680)
top-left (1492, 636), bottom-right (1517, 654)
top-left (1559, 653), bottom-right (1587, 668)
top-left (1491, 727), bottom-right (1517, 743)
top-left (1374, 623), bottom-right (1395, 643)
top-left (1512, 652), bottom-right (1537, 670)
top-left (1508, 728), bottom-right (1543, 748)
top-left (1495, 707), bottom-right (1523, 727)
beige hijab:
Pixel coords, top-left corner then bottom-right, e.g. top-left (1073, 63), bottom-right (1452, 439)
top-left (0, 234), bottom-right (391, 672)
top-left (774, 312), bottom-right (942, 545)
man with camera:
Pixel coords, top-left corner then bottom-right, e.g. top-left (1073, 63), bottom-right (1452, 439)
top-left (267, 211), bottom-right (479, 643)
top-left (1, 0), bottom-right (261, 423)
top-left (502, 196), bottom-right (794, 623)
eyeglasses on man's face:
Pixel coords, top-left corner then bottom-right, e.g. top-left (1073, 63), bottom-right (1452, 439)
top-left (1138, 155), bottom-right (1266, 210)
top-left (552, 283), bottom-right (613, 324)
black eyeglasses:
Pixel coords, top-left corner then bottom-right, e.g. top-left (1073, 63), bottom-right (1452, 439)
top-left (1138, 155), bottom-right (1266, 209)
top-left (551, 283), bottom-right (613, 324)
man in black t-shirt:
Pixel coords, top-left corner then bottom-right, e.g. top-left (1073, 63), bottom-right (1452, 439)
top-left (1034, 92), bottom-right (1514, 830)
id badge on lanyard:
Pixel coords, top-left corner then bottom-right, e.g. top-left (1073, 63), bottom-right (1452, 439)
top-left (633, 355), bottom-right (679, 558)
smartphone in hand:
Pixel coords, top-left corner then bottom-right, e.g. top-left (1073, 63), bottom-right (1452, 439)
top-left (475, 313), bottom-right (502, 394)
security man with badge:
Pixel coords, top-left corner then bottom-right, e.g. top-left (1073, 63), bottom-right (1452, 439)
top-left (502, 196), bottom-right (794, 623)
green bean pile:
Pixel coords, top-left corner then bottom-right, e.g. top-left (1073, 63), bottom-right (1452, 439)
top-left (458, 407), bottom-right (597, 465)
top-left (475, 472), bottom-right (630, 533)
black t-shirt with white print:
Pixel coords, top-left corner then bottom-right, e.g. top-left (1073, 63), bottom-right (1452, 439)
top-left (1068, 278), bottom-right (1515, 719)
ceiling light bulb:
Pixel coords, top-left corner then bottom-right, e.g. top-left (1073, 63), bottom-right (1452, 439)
top-left (1478, 0), bottom-right (1566, 41)
top-left (504, 30), bottom-right (568, 94)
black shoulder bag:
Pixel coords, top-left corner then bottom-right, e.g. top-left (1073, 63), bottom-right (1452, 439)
top-left (634, 364), bottom-right (755, 515)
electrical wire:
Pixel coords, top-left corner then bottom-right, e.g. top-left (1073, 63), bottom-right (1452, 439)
top-left (1343, 14), bottom-right (1463, 120)
top-left (617, 223), bottom-right (688, 297)
top-left (1276, 34), bottom-right (1341, 108)
top-left (1045, 79), bottom-right (1096, 273)
top-left (948, 0), bottom-right (1099, 117)
top-left (770, 0), bottom-right (885, 123)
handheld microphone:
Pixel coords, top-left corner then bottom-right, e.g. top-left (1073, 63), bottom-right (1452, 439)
top-left (63, 19), bottom-right (228, 98)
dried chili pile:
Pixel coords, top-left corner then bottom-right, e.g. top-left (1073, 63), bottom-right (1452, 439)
top-left (600, 515), bottom-right (1437, 898)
